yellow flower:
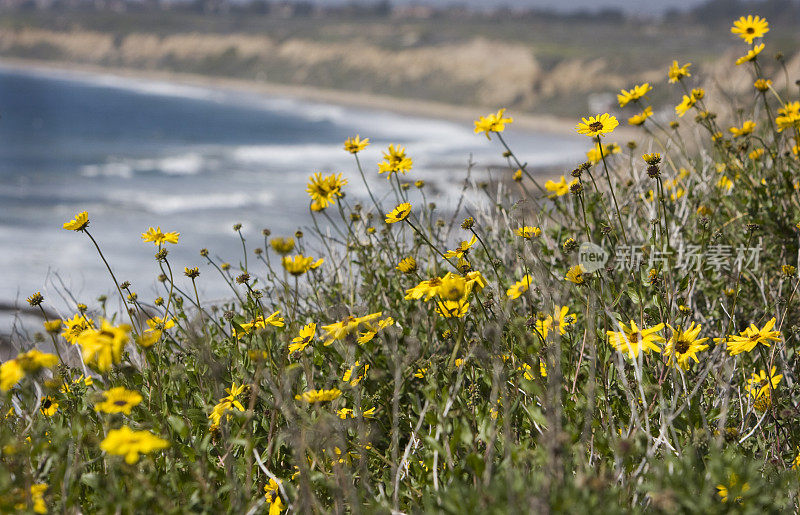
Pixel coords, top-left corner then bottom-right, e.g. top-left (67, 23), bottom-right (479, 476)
top-left (264, 478), bottom-right (285, 515)
top-left (518, 363), bottom-right (535, 381)
top-left (342, 361), bottom-right (369, 386)
top-left (717, 472), bottom-right (750, 503)
top-left (60, 374), bottom-right (93, 393)
top-left (474, 108), bottom-right (513, 139)
top-left (586, 142), bottom-right (620, 165)
top-left (289, 323), bottom-right (316, 354)
top-left (735, 43), bottom-right (765, 65)
top-left (405, 277), bottom-right (442, 301)
top-left (357, 316), bottom-right (394, 344)
top-left (617, 83), bottom-right (652, 107)
top-left (513, 169), bottom-right (522, 181)
top-left (100, 426), bottom-right (168, 464)
top-left (731, 14), bottom-right (769, 44)
top-left (749, 81), bottom-right (770, 99)
top-left (39, 396), bottom-right (58, 416)
top-left (295, 388), bottom-right (342, 403)
top-left (136, 329), bottom-right (162, 348)
top-left (749, 148), bottom-right (765, 160)
top-left (141, 226), bottom-right (179, 246)
top-left (2, 349), bottom-right (59, 391)
top-left (321, 312), bottom-right (382, 345)
top-left (726, 317), bottom-right (780, 356)
top-left (533, 317), bottom-right (552, 340)
top-left (378, 144), bottom-right (413, 177)
top-left (438, 274), bottom-right (467, 301)
top-left (663, 323), bottom-right (709, 370)
top-left (565, 265), bottom-right (586, 284)
top-left (76, 319), bottom-right (130, 373)
top-left (146, 316), bottom-right (174, 332)
top-left (545, 176), bottom-right (578, 197)
top-left (414, 368), bottom-right (427, 378)
top-left (728, 120), bottom-right (756, 138)
top-left (516, 226), bottom-right (541, 239)
top-left (94, 387), bottom-right (143, 415)
top-left (282, 254), bottom-right (323, 276)
top-left (63, 211), bottom-right (89, 231)
top-left (395, 256), bottom-right (417, 273)
top-left (628, 106), bottom-right (653, 126)
top-left (575, 113), bottom-right (618, 137)
top-left (344, 134), bottom-right (369, 153)
top-left (385, 202), bottom-right (411, 224)
top-left (30, 484), bottom-right (47, 514)
top-left (667, 61), bottom-right (691, 83)
top-left (436, 298), bottom-right (469, 318)
top-left (642, 153), bottom-right (661, 165)
top-left (776, 103), bottom-right (800, 132)
top-left (675, 94), bottom-right (698, 117)
top-left (506, 275), bottom-right (532, 300)
top-left (607, 320), bottom-right (665, 359)
top-left (745, 366), bottom-right (782, 401)
top-left (236, 311), bottom-right (285, 339)
top-left (792, 450), bottom-right (800, 471)
top-left (717, 175), bottom-right (734, 191)
top-left (443, 235), bottom-right (477, 259)
top-left (553, 305), bottom-right (576, 335)
top-left (269, 237), bottom-right (295, 255)
top-left (306, 172), bottom-right (347, 209)
top-left (43, 319), bottom-right (62, 333)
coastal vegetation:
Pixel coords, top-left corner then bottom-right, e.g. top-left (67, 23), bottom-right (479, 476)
top-left (4, 14), bottom-right (800, 513)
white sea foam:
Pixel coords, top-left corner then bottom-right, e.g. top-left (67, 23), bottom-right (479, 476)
top-left (80, 152), bottom-right (208, 178)
top-left (117, 191), bottom-right (275, 215)
top-left (231, 144), bottom-right (349, 169)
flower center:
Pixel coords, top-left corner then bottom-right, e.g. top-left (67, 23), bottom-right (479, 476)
top-left (746, 27), bottom-right (755, 34)
top-left (675, 338), bottom-right (690, 355)
top-left (589, 121), bottom-right (604, 132)
top-left (113, 400), bottom-right (128, 406)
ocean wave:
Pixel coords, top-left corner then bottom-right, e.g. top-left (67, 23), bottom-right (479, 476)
top-left (80, 152), bottom-right (208, 178)
top-left (231, 144), bottom-right (350, 169)
top-left (117, 191), bottom-right (276, 215)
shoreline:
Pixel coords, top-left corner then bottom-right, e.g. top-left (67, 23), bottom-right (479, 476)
top-left (0, 56), bottom-right (626, 139)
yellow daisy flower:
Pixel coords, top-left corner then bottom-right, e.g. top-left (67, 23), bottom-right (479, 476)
top-left (617, 83), bottom-right (652, 107)
top-left (269, 237), bottom-right (295, 255)
top-left (663, 322), bottom-right (709, 370)
top-left (141, 226), bottom-right (180, 246)
top-left (281, 254), bottom-right (323, 276)
top-left (100, 426), bottom-right (168, 464)
top-left (731, 14), bottom-right (769, 44)
top-left (288, 323), bottom-right (316, 354)
top-left (667, 61), bottom-right (691, 83)
top-left (385, 202), bottom-right (411, 224)
top-left (515, 226), bottom-right (542, 239)
top-left (295, 388), bottom-right (342, 403)
top-left (94, 387), bottom-right (143, 415)
top-left (506, 274), bottom-right (532, 300)
top-left (735, 43), bottom-right (765, 65)
top-left (343, 134), bottom-right (369, 153)
top-left (378, 144), bottom-right (413, 177)
top-left (473, 108), bottom-right (513, 139)
top-left (575, 113), bottom-right (619, 137)
top-left (726, 317), bottom-right (780, 356)
top-left (63, 211), bottom-right (89, 231)
top-left (607, 319), bottom-right (665, 359)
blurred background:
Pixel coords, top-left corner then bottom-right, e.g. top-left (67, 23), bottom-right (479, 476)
top-left (1, 0), bottom-right (799, 337)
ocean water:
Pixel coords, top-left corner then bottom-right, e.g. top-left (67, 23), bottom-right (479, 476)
top-left (0, 65), bottom-right (586, 327)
